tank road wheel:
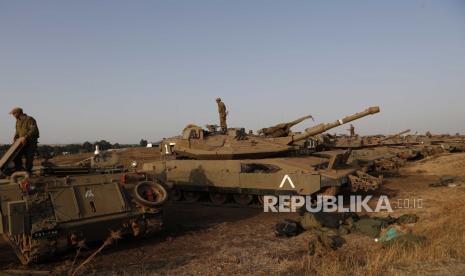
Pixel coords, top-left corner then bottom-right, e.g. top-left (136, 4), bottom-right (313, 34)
top-left (183, 191), bottom-right (201, 202)
top-left (233, 194), bottom-right (253, 205)
top-left (171, 188), bottom-right (183, 201)
top-left (209, 193), bottom-right (229, 205)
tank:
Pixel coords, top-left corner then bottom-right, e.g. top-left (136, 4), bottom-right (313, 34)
top-left (320, 129), bottom-right (438, 174)
top-left (141, 107), bottom-right (382, 205)
top-left (0, 141), bottom-right (168, 264)
top-left (319, 129), bottom-right (412, 150)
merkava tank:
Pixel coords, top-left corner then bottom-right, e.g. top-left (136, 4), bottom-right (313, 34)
top-left (0, 140), bottom-right (168, 264)
top-left (320, 129), bottom-right (465, 174)
top-left (321, 129), bottom-right (412, 149)
top-left (142, 107), bottom-right (381, 205)
top-left (316, 129), bottom-right (413, 172)
top-left (413, 132), bottom-right (465, 153)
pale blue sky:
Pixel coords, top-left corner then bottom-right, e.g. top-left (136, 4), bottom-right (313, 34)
top-left (1, 0), bottom-right (464, 144)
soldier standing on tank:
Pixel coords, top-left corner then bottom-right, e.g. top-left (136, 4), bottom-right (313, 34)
top-left (348, 124), bottom-right (355, 137)
top-left (10, 107), bottom-right (40, 174)
top-left (216, 98), bottom-right (228, 133)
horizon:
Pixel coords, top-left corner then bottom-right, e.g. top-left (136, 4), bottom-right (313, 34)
top-left (0, 129), bottom-right (462, 146)
top-left (1, 1), bottom-right (464, 144)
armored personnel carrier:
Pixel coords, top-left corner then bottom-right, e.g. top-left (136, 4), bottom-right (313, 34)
top-left (142, 107), bottom-right (381, 205)
top-left (0, 140), bottom-right (168, 264)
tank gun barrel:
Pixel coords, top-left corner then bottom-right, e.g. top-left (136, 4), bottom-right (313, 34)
top-left (259, 115), bottom-right (313, 137)
top-left (287, 115), bottom-right (314, 127)
top-left (286, 106), bottom-right (380, 145)
top-left (379, 129), bottom-right (411, 143)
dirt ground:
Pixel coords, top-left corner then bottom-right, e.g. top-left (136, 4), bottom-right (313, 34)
top-left (43, 147), bottom-right (161, 169)
top-left (2, 153), bottom-right (465, 275)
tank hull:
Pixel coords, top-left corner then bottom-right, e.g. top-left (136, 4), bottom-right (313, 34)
top-left (0, 172), bottom-right (166, 264)
top-left (143, 152), bottom-right (381, 204)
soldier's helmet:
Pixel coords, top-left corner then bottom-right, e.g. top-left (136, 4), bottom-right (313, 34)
top-left (9, 107), bottom-right (23, 115)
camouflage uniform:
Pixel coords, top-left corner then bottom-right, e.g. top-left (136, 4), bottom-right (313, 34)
top-left (13, 114), bottom-right (40, 173)
top-left (216, 98), bottom-right (227, 132)
top-left (349, 124), bottom-right (355, 137)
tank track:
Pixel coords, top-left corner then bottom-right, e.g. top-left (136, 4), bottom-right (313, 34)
top-left (169, 187), bottom-right (341, 207)
top-left (6, 215), bottom-right (161, 265)
top-left (4, 233), bottom-right (57, 265)
top-left (171, 189), bottom-right (263, 207)
top-left (4, 194), bottom-right (59, 264)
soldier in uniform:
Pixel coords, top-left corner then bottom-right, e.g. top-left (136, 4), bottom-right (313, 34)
top-left (216, 98), bottom-right (228, 133)
top-left (10, 107), bottom-right (40, 174)
top-left (348, 124), bottom-right (355, 137)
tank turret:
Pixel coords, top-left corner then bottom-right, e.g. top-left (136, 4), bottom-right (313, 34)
top-left (163, 106), bottom-right (381, 160)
